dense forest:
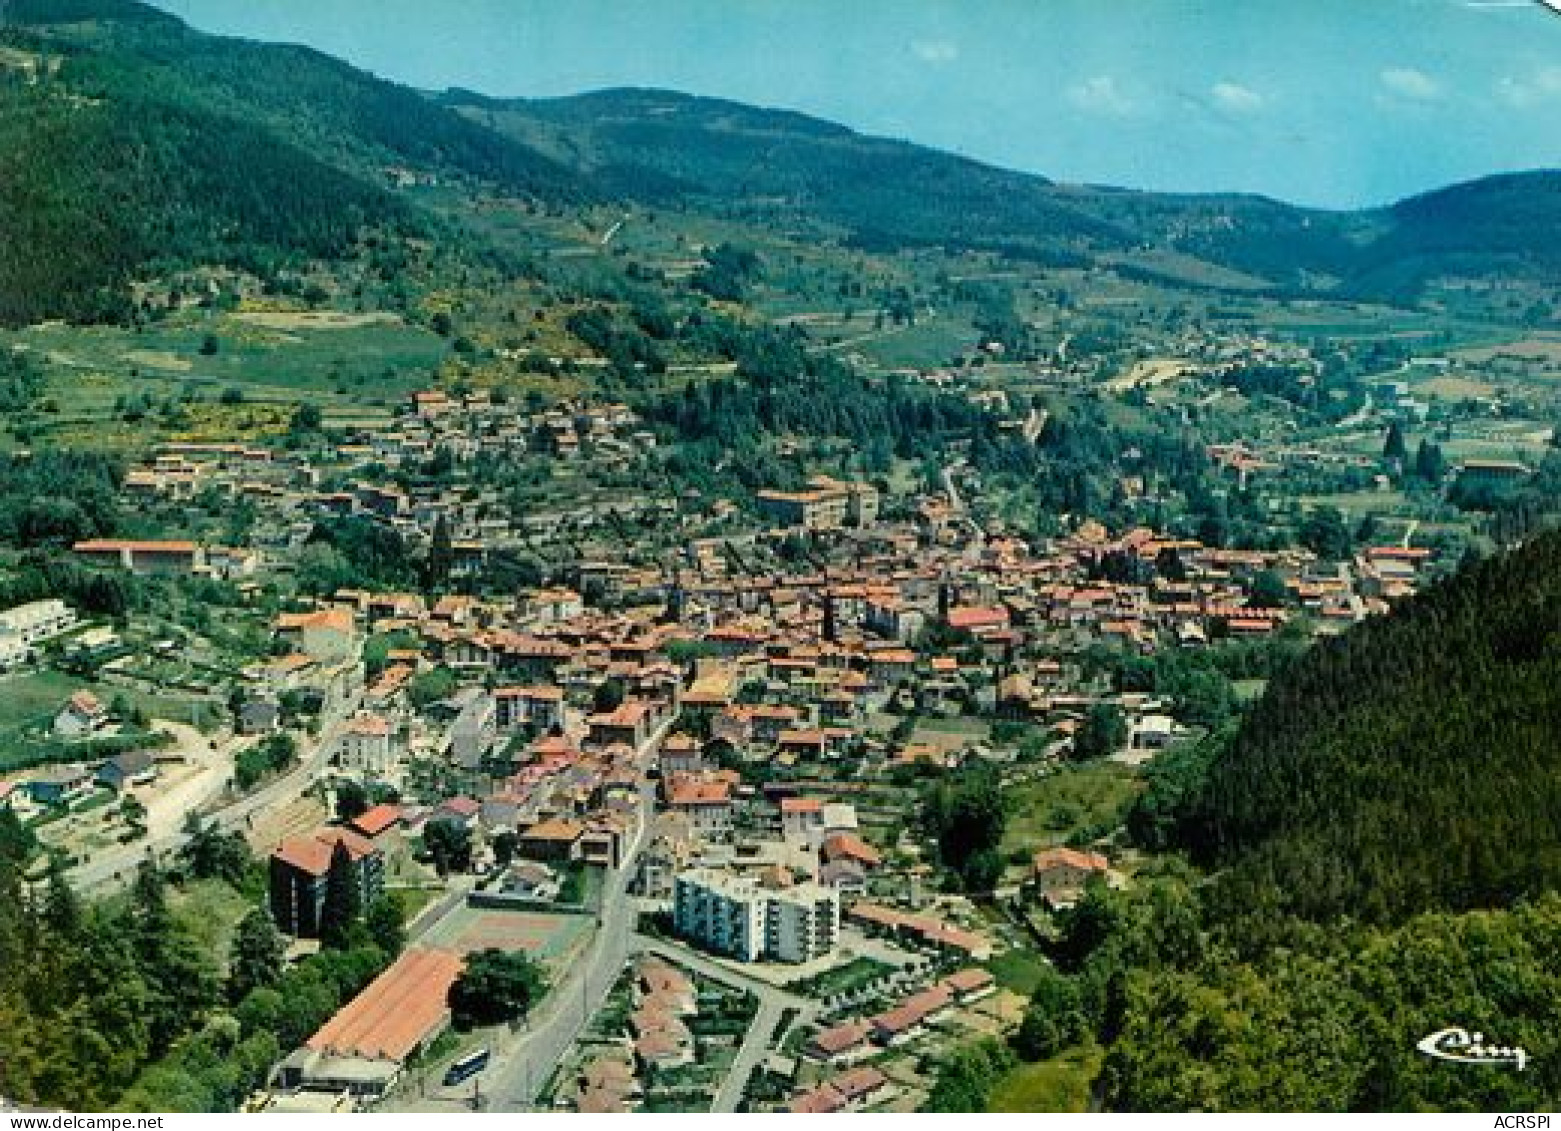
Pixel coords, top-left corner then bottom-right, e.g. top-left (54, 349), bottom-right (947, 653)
top-left (0, 40), bottom-right (417, 325)
top-left (0, 817), bottom-right (403, 1110)
top-left (940, 536), bottom-right (1561, 1112)
top-left (1153, 529), bottom-right (1561, 925)
top-left (0, 0), bottom-right (592, 325)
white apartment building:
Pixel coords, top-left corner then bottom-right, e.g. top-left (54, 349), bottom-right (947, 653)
top-left (764, 882), bottom-right (841, 963)
top-left (673, 868), bottom-right (840, 964)
top-left (0, 599), bottom-right (77, 642)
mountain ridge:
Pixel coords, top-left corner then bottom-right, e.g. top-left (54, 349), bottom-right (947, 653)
top-left (3, 0), bottom-right (1560, 323)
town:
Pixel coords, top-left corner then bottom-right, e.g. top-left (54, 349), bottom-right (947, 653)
top-left (0, 376), bottom-right (1459, 1113)
top-left (3, 0), bottom-right (1560, 1117)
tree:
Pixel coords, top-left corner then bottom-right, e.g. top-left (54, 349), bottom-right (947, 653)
top-left (1073, 703), bottom-right (1127, 762)
top-left (334, 780), bottom-right (369, 822)
top-left (0, 807), bottom-right (38, 867)
top-left (1299, 505), bottom-right (1351, 560)
top-left (364, 894), bottom-right (406, 958)
top-left (1012, 968), bottom-right (1087, 1060)
top-left (1155, 547), bottom-right (1187, 583)
top-left (423, 820), bottom-right (473, 877)
top-left (924, 766), bottom-right (1007, 892)
top-left (1382, 421), bottom-right (1407, 462)
top-left (198, 333), bottom-right (220, 356)
top-left (922, 1039), bottom-right (1015, 1112)
top-left (289, 403), bottom-right (322, 434)
top-left (426, 514), bottom-right (453, 586)
top-left (592, 677), bottom-right (626, 715)
top-left (318, 841), bottom-right (361, 949)
top-left (447, 949), bottom-right (547, 1028)
top-left (42, 854), bottom-right (81, 940)
top-left (228, 907), bottom-right (285, 1004)
top-left (407, 666), bottom-right (457, 709)
top-left (1248, 569), bottom-right (1289, 609)
top-left (492, 830), bottom-right (518, 868)
top-left (1414, 439), bottom-right (1446, 483)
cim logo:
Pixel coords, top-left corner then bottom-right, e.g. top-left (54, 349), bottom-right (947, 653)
top-left (1417, 1027), bottom-right (1528, 1071)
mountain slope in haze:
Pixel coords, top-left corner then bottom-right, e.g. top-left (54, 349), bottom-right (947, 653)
top-left (446, 87), bottom-right (1561, 300)
top-left (448, 87), bottom-right (1159, 264)
top-left (2, 0), bottom-right (1558, 327)
top-left (0, 0), bottom-right (593, 326)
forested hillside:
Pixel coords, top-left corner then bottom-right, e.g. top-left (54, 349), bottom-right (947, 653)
top-left (450, 87), bottom-right (1135, 261)
top-left (1159, 530), bottom-right (1561, 925)
top-left (1027, 535), bottom-right (1561, 1110)
top-left (448, 87), bottom-right (1561, 299)
top-left (0, 51), bottom-right (417, 324)
top-left (0, 0), bottom-right (589, 326)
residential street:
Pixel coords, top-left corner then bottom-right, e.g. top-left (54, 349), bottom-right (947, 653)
top-left (72, 692), bottom-right (360, 892)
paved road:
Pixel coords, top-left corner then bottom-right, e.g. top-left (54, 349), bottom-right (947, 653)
top-left (477, 718), bottom-right (675, 1111)
top-left (714, 997), bottom-right (784, 1113)
top-left (73, 692), bottom-right (360, 892)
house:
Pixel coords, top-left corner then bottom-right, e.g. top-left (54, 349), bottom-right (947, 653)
top-left (503, 860), bottom-right (561, 900)
top-left (804, 1019), bottom-right (875, 1066)
top-left (518, 818), bottom-right (583, 864)
top-left (274, 607), bottom-right (358, 663)
top-left (53, 690), bottom-right (107, 738)
top-left (25, 765), bottom-right (94, 806)
top-left (829, 1065), bottom-right (892, 1110)
top-left (1031, 846), bottom-right (1110, 908)
top-left (1130, 713), bottom-right (1178, 751)
top-left (821, 832), bottom-right (882, 870)
top-left (666, 774), bottom-right (735, 838)
top-left (269, 828), bottom-right (386, 938)
top-left (942, 967), bottom-right (997, 1005)
top-left (338, 713), bottom-right (396, 774)
top-left (493, 685), bottom-right (565, 732)
top-left (587, 699), bottom-right (655, 750)
top-left (780, 797), bottom-right (825, 841)
top-left (96, 750), bottom-right (158, 792)
top-left (238, 697), bottom-right (282, 735)
top-left (657, 733), bottom-right (703, 776)
top-left (347, 803), bottom-right (404, 841)
top-left (427, 796), bottom-right (481, 830)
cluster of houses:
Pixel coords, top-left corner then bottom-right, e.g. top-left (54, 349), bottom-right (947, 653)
top-left (788, 967), bottom-right (998, 1112)
top-left (564, 955), bottom-right (709, 1112)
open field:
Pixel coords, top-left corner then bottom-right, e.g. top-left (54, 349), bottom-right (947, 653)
top-left (1001, 763), bottom-right (1143, 861)
top-left (0, 669), bottom-right (212, 773)
top-left (987, 1042), bottom-right (1103, 1113)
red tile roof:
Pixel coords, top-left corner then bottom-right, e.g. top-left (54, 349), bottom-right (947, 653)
top-left (306, 947), bottom-right (462, 1062)
top-left (348, 804), bottom-right (403, 838)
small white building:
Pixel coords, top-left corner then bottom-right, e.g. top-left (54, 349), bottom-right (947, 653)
top-left (338, 713), bottom-right (395, 773)
top-left (0, 599), bottom-right (76, 667)
top-left (0, 599), bottom-right (75, 644)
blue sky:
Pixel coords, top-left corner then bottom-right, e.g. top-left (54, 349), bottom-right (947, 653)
top-left (153, 0), bottom-right (1561, 209)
